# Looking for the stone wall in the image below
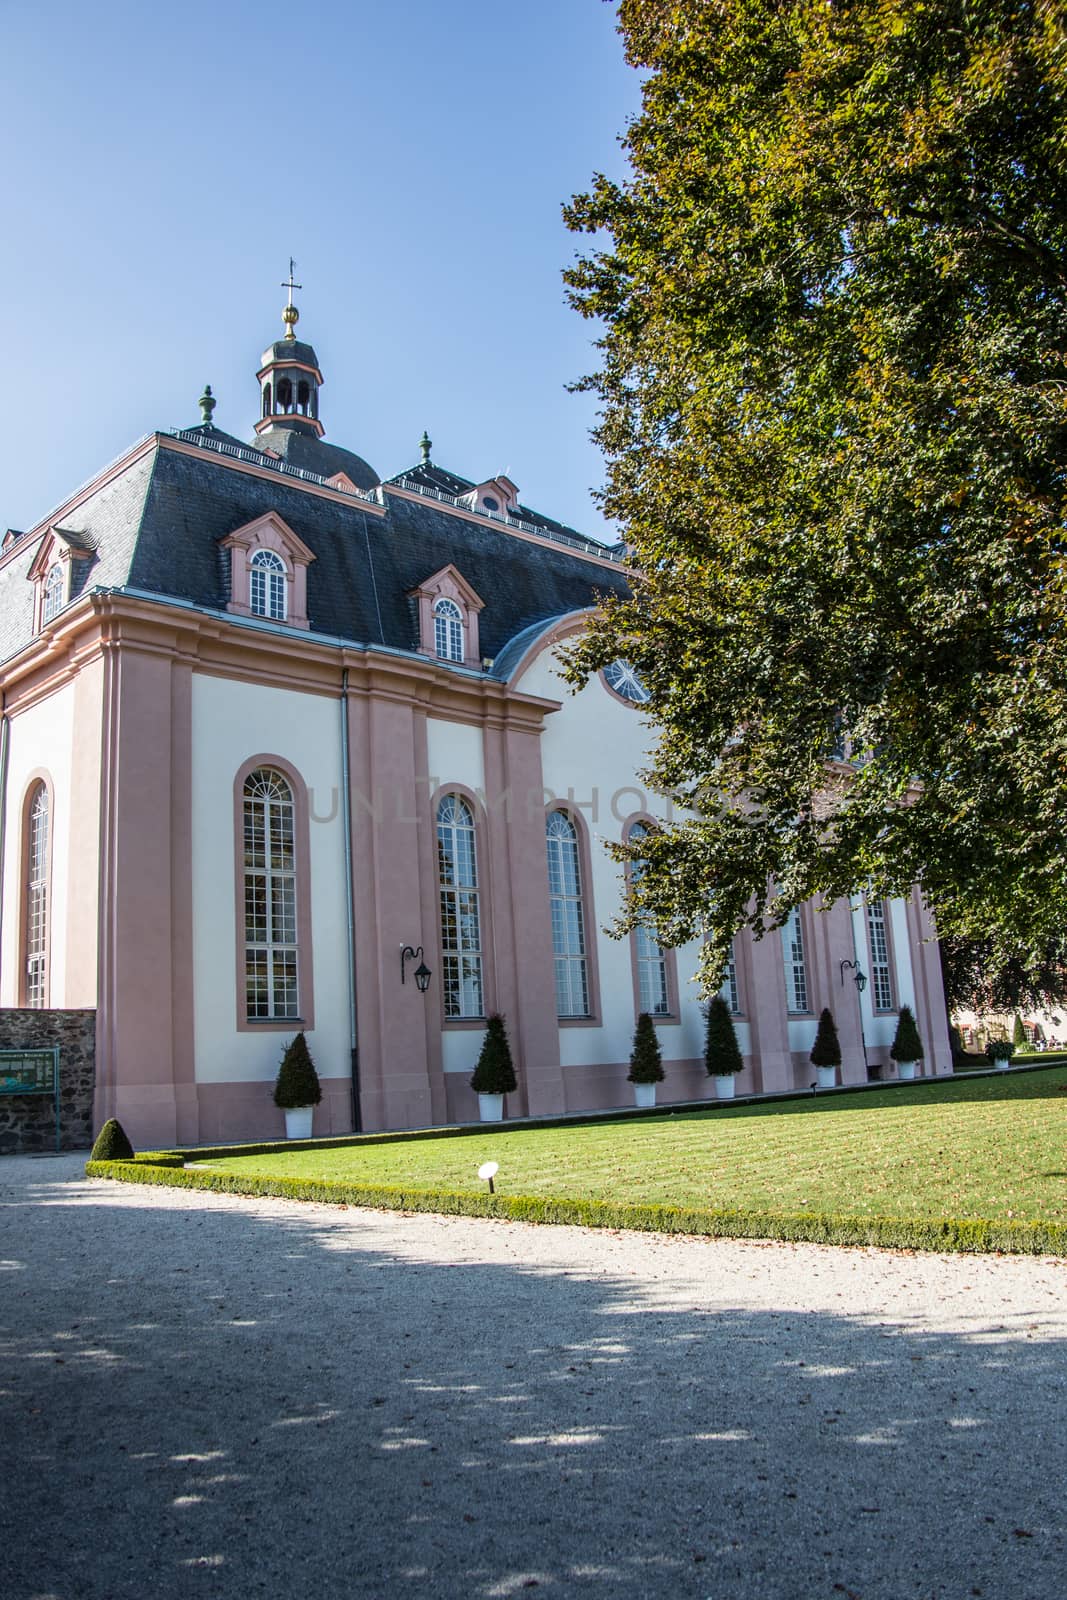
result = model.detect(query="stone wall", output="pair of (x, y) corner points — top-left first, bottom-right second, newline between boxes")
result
(0, 1009), (96, 1154)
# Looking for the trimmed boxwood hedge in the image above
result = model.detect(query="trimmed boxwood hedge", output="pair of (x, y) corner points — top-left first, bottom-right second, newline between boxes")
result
(84, 1156), (1067, 1258)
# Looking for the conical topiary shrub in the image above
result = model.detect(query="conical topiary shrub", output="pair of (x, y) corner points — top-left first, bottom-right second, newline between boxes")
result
(704, 996), (743, 1077)
(810, 1008), (842, 1068)
(890, 1005), (924, 1064)
(273, 1032), (322, 1109)
(1013, 1013), (1028, 1051)
(89, 1118), (134, 1161)
(628, 1012), (665, 1085)
(471, 1015), (517, 1096)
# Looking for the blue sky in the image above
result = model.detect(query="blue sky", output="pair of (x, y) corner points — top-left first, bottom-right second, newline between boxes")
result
(1, 1), (640, 540)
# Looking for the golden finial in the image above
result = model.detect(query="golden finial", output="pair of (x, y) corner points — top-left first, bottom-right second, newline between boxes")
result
(281, 258), (302, 339)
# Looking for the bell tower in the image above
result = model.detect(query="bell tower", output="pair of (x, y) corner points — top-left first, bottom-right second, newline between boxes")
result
(255, 262), (325, 439)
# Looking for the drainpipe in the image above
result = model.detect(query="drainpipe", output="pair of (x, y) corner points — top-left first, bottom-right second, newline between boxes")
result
(0, 692), (8, 972)
(340, 667), (362, 1131)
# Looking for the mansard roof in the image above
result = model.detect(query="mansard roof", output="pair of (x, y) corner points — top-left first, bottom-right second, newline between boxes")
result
(387, 459), (620, 551)
(0, 429), (629, 668)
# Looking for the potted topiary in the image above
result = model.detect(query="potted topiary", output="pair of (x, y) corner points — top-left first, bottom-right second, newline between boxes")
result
(890, 1004), (924, 1080)
(985, 1037), (1015, 1072)
(89, 1118), (134, 1161)
(810, 1008), (841, 1089)
(627, 1012), (665, 1108)
(471, 1014), (517, 1121)
(273, 1031), (321, 1139)
(705, 995), (744, 1100)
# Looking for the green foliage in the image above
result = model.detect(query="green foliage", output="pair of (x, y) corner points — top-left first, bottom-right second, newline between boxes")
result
(89, 1118), (134, 1161)
(272, 1032), (322, 1109)
(1013, 1013), (1028, 1049)
(941, 935), (1067, 1016)
(985, 1038), (1015, 1062)
(563, 0), (1067, 991)
(810, 1009), (842, 1069)
(84, 1160), (1067, 1258)
(704, 995), (743, 1076)
(891, 1005), (924, 1064)
(470, 1015), (518, 1096)
(628, 1011), (665, 1083)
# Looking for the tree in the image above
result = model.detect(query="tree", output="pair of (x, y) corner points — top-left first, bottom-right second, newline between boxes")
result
(810, 1010), (843, 1070)
(563, 0), (1067, 990)
(939, 934), (1067, 1015)
(470, 1015), (518, 1096)
(273, 1032), (322, 1110)
(628, 1011), (665, 1083)
(1013, 1012), (1028, 1050)
(891, 1005), (925, 1064)
(704, 995), (744, 1077)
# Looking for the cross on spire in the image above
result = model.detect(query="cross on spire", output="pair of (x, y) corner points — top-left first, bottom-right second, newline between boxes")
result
(282, 259), (302, 305)
(281, 259), (302, 338)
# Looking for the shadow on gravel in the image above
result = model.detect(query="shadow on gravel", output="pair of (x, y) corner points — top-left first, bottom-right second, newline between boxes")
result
(0, 1170), (1063, 1600)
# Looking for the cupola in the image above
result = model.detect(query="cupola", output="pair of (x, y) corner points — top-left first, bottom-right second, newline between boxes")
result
(254, 263), (325, 439)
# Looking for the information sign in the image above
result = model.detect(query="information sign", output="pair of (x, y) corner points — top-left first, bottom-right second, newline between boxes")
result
(0, 1048), (61, 1150)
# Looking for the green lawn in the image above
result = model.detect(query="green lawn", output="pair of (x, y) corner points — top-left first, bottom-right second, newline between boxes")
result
(207, 1068), (1067, 1225)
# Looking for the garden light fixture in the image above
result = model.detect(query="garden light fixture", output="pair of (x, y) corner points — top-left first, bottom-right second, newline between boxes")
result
(478, 1160), (499, 1194)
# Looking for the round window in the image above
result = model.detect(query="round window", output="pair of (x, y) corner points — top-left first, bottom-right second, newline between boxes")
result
(602, 660), (651, 704)
(482, 495), (499, 512)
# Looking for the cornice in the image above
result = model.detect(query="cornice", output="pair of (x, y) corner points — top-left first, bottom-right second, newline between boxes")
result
(0, 591), (561, 731)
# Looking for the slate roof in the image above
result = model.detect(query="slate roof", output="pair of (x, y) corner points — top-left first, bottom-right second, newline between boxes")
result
(0, 431), (630, 671)
(388, 460), (616, 550)
(253, 424), (380, 490)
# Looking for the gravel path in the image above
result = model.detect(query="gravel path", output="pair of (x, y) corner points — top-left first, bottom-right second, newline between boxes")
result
(1, 1154), (1064, 1600)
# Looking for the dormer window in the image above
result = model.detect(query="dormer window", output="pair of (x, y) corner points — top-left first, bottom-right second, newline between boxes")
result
(410, 565), (485, 668)
(434, 598), (464, 662)
(28, 528), (92, 632)
(221, 512), (315, 631)
(41, 563), (66, 624)
(250, 549), (287, 621)
(463, 476), (520, 517)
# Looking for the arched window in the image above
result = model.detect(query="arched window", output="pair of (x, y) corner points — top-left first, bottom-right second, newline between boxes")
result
(433, 598), (464, 663)
(42, 563), (65, 624)
(297, 379), (310, 414)
(24, 783), (50, 1007)
(243, 768), (299, 1020)
(437, 794), (483, 1018)
(262, 382), (272, 418)
(250, 549), (287, 621)
(720, 943), (740, 1015)
(277, 377), (293, 413)
(628, 822), (669, 1016)
(781, 907), (809, 1013)
(547, 810), (589, 1018)
(866, 899), (894, 1010)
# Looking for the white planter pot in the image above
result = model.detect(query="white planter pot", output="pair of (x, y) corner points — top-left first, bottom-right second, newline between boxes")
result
(713, 1075), (736, 1100)
(897, 1060), (917, 1080)
(815, 1066), (837, 1090)
(284, 1106), (314, 1140)
(633, 1082), (657, 1109)
(478, 1093), (504, 1122)
(995, 1058), (1012, 1072)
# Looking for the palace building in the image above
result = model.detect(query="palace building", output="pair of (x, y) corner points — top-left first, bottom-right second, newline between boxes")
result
(0, 290), (952, 1148)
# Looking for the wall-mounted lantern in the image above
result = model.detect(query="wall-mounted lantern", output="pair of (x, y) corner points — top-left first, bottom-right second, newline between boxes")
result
(401, 944), (432, 994)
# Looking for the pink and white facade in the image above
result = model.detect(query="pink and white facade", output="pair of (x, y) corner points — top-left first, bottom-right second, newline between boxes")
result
(0, 309), (952, 1148)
